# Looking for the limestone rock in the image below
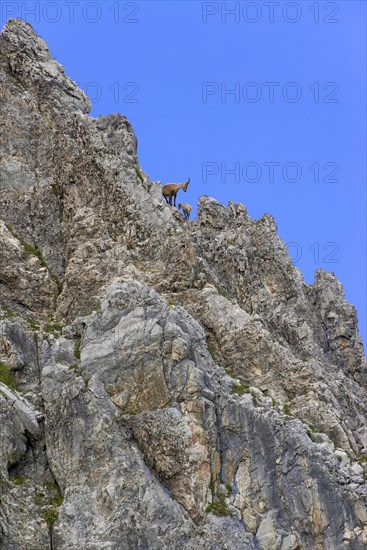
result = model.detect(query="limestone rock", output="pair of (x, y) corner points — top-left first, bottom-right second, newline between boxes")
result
(0, 19), (366, 550)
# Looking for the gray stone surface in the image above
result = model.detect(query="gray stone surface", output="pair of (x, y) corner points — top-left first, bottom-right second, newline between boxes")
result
(0, 18), (366, 549)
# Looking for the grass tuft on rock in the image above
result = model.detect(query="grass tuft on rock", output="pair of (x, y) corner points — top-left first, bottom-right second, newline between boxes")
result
(206, 501), (231, 517)
(44, 507), (58, 527)
(283, 404), (294, 417)
(0, 362), (17, 390)
(4, 222), (48, 268)
(44, 323), (62, 336)
(10, 475), (27, 485)
(231, 383), (250, 395)
(134, 166), (144, 182)
(0, 305), (15, 319)
(74, 337), (81, 359)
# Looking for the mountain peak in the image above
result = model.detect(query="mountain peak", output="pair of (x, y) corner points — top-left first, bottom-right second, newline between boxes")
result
(0, 18), (91, 114)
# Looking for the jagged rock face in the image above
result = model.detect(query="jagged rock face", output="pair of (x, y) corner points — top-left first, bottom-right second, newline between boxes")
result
(0, 19), (366, 550)
(0, 19), (177, 319)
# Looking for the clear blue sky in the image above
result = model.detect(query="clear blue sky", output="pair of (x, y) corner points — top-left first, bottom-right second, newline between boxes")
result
(1, 1), (366, 346)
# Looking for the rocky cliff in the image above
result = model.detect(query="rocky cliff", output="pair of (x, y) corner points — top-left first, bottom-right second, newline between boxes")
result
(0, 19), (366, 550)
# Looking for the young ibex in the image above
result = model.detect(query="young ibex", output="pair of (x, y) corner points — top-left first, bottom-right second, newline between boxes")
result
(178, 203), (192, 220)
(162, 177), (190, 207)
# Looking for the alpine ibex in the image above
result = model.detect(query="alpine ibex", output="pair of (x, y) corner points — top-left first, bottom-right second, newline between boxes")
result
(178, 203), (192, 220)
(162, 177), (190, 207)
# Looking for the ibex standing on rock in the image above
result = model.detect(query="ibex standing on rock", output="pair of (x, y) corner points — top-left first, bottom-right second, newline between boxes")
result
(162, 177), (190, 207)
(178, 203), (192, 220)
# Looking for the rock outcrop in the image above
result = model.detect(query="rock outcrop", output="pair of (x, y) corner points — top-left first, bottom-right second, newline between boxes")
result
(0, 19), (366, 549)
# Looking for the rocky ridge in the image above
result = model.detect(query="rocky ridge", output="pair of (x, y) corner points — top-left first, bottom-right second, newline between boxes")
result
(0, 19), (366, 549)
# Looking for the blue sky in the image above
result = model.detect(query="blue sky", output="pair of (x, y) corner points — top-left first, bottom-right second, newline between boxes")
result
(1, 1), (366, 345)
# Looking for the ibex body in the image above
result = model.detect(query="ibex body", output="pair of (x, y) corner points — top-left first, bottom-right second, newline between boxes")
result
(162, 177), (190, 206)
(178, 203), (192, 220)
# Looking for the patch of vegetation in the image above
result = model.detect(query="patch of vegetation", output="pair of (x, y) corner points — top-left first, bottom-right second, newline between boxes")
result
(231, 385), (261, 405)
(251, 392), (260, 405)
(50, 183), (58, 196)
(167, 300), (176, 307)
(10, 475), (27, 485)
(0, 305), (15, 319)
(225, 367), (236, 378)
(206, 481), (232, 517)
(283, 404), (294, 417)
(51, 273), (63, 295)
(134, 166), (144, 183)
(26, 318), (40, 331)
(35, 483), (64, 510)
(44, 323), (62, 336)
(231, 383), (250, 395)
(116, 409), (138, 419)
(306, 426), (320, 437)
(42, 482), (64, 507)
(74, 337), (81, 360)
(356, 456), (367, 465)
(69, 363), (82, 376)
(4, 222), (48, 268)
(213, 283), (229, 299)
(106, 385), (117, 396)
(34, 492), (44, 505)
(218, 478), (233, 494)
(206, 501), (231, 517)
(51, 493), (64, 507)
(44, 507), (58, 527)
(262, 389), (278, 407)
(4, 222), (14, 233)
(23, 242), (47, 267)
(0, 362), (17, 390)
